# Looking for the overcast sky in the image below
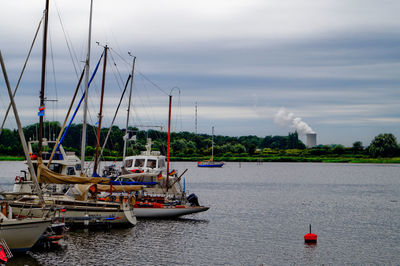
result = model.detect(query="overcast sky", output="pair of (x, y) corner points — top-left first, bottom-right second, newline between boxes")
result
(0, 0), (399, 146)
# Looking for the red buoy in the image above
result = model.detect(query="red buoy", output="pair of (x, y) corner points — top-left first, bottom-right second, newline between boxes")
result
(304, 224), (317, 243)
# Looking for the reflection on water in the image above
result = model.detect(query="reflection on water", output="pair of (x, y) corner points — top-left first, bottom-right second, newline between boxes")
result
(1, 162), (400, 265)
(8, 253), (41, 266)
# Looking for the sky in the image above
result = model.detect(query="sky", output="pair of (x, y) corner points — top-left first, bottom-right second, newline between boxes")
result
(0, 0), (399, 147)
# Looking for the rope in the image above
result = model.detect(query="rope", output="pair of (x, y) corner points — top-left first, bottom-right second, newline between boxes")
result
(47, 67), (84, 166)
(96, 74), (132, 171)
(137, 72), (169, 96)
(54, 52), (104, 152)
(0, 14), (44, 135)
(54, 1), (80, 78)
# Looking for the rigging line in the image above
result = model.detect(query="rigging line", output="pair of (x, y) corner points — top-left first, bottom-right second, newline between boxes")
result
(97, 74), (132, 168)
(177, 89), (183, 132)
(140, 76), (159, 126)
(0, 14), (44, 136)
(48, 67), (85, 166)
(109, 47), (131, 68)
(54, 0), (80, 78)
(55, 52), (103, 150)
(133, 74), (161, 126)
(109, 50), (125, 90)
(48, 29), (59, 121)
(137, 71), (169, 96)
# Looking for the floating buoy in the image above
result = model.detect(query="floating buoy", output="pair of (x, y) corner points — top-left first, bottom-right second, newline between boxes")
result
(304, 224), (317, 243)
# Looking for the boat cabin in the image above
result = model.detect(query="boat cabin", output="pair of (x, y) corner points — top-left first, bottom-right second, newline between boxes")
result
(27, 139), (81, 176)
(124, 153), (166, 173)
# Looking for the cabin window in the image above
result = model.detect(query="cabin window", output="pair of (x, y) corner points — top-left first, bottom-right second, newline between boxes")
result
(158, 159), (165, 168)
(125, 159), (133, 168)
(75, 164), (81, 171)
(134, 159), (145, 167)
(147, 159), (156, 169)
(49, 163), (62, 174)
(67, 167), (76, 176)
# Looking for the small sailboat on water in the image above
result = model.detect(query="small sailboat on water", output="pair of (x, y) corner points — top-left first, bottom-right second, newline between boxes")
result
(198, 126), (224, 167)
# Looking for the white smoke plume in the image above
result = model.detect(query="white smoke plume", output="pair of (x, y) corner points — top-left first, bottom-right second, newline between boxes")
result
(274, 107), (314, 135)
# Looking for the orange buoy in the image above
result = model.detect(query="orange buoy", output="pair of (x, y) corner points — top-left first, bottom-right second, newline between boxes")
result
(304, 224), (317, 243)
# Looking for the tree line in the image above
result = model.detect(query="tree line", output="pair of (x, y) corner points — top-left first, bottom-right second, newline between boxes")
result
(0, 121), (399, 159)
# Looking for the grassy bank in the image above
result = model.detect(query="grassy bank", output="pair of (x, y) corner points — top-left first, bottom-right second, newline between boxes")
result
(1, 155), (399, 164)
(0, 156), (25, 161)
(171, 156), (400, 164)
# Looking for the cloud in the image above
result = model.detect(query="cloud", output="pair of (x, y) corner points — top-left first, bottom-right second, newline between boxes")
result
(274, 107), (314, 134)
(1, 0), (400, 146)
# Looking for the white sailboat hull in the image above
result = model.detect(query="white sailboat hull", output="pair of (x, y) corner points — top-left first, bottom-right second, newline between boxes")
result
(0, 218), (51, 252)
(135, 206), (209, 218)
(10, 196), (137, 227)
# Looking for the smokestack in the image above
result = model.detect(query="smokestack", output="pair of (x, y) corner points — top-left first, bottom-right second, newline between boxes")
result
(306, 133), (317, 148)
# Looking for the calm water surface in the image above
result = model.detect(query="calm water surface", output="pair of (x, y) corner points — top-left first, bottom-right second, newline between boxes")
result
(1, 161), (399, 265)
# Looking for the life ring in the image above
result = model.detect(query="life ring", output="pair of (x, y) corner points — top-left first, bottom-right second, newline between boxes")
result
(14, 176), (22, 183)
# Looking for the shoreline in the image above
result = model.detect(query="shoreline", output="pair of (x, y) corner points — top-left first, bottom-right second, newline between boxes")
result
(1, 156), (399, 164)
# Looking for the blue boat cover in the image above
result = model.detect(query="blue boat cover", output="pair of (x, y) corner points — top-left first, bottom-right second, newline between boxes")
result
(110, 180), (158, 186)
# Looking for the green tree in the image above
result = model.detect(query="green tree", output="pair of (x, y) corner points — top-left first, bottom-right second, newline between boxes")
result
(368, 133), (399, 158)
(332, 144), (345, 155)
(352, 141), (363, 154)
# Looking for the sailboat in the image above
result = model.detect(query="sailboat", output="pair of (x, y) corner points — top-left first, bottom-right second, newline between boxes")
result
(3, 0), (138, 228)
(0, 51), (52, 253)
(117, 137), (209, 218)
(110, 89), (209, 218)
(0, 201), (51, 254)
(198, 126), (224, 167)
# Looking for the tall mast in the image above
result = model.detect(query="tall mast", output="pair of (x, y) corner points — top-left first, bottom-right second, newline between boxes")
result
(81, 0), (93, 173)
(166, 95), (172, 191)
(38, 0), (49, 157)
(211, 126), (214, 161)
(123, 53), (136, 161)
(93, 45), (108, 175)
(195, 101), (197, 134)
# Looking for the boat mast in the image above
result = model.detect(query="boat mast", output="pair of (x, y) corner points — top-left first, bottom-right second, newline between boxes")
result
(93, 44), (108, 175)
(38, 0), (49, 157)
(166, 94), (172, 191)
(0, 51), (45, 204)
(81, 0), (93, 173)
(123, 53), (136, 161)
(211, 126), (214, 161)
(195, 101), (197, 135)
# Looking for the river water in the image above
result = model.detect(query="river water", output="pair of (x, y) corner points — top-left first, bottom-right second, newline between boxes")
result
(1, 161), (399, 265)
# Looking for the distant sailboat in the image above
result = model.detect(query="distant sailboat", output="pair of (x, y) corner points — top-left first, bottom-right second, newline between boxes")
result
(198, 126), (224, 167)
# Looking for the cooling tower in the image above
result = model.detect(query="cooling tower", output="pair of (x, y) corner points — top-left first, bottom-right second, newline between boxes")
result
(306, 133), (317, 148)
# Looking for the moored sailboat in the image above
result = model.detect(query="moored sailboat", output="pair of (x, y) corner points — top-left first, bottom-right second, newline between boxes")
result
(106, 88), (209, 218)
(198, 126), (224, 167)
(0, 201), (51, 253)
(0, 51), (53, 254)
